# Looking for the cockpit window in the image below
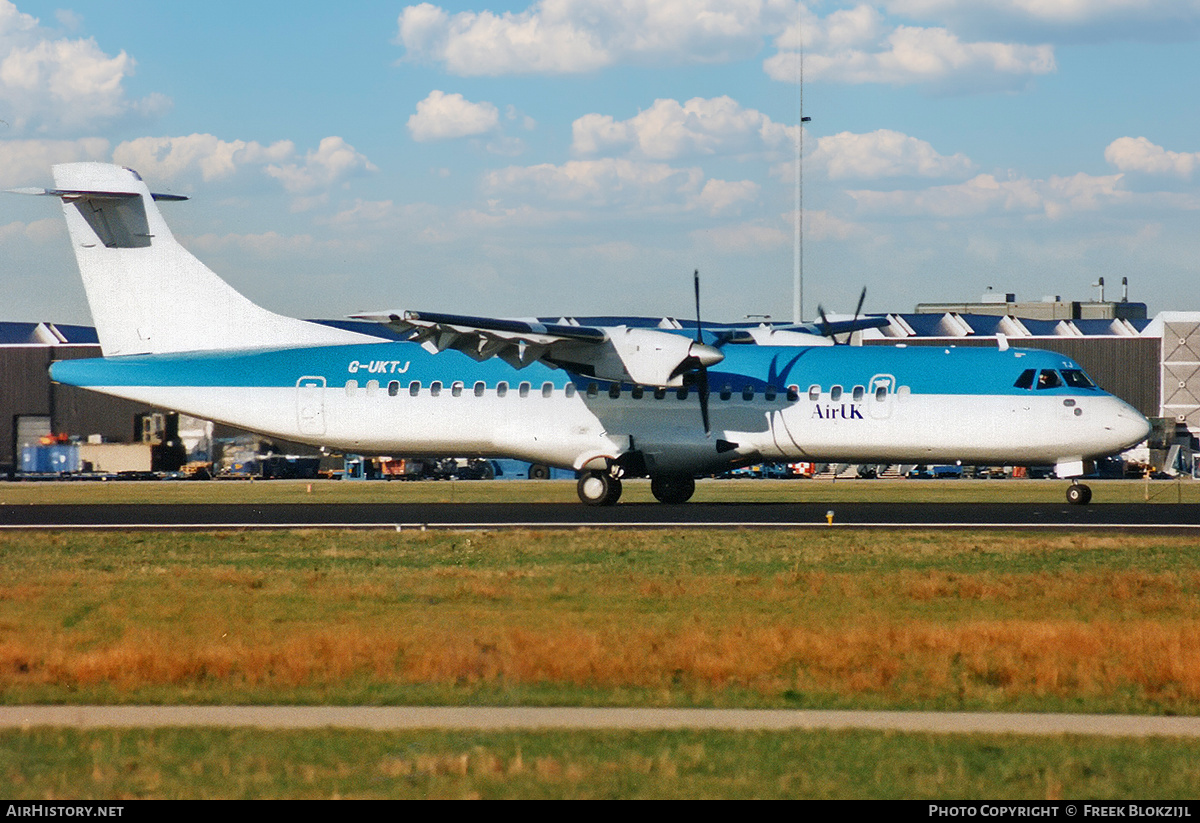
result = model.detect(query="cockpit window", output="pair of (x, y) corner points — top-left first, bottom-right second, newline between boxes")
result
(1014, 369), (1035, 390)
(1036, 370), (1063, 390)
(1060, 369), (1096, 389)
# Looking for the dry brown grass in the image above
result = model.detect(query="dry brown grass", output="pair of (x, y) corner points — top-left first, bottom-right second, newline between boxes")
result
(2, 528), (1200, 710)
(5, 614), (1200, 706)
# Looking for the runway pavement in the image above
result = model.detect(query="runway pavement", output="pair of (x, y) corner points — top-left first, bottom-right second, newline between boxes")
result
(3, 706), (1200, 737)
(2, 501), (1200, 529)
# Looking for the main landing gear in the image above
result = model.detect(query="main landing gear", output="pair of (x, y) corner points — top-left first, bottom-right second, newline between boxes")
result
(576, 471), (699, 506)
(650, 474), (696, 504)
(1066, 483), (1093, 505)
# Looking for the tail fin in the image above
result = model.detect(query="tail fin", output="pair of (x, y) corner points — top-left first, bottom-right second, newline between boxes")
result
(43, 163), (372, 356)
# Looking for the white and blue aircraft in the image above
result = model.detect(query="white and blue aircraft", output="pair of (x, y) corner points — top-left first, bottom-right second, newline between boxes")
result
(18, 163), (1149, 505)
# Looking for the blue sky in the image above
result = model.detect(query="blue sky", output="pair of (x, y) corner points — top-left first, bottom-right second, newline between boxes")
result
(2, 0), (1198, 326)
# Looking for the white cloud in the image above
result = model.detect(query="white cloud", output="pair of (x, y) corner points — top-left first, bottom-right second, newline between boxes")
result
(112, 134), (377, 200)
(113, 134), (295, 182)
(396, 0), (786, 76)
(1105, 136), (1200, 179)
(695, 178), (760, 215)
(400, 1), (1068, 92)
(811, 129), (974, 179)
(766, 24), (1056, 90)
(0, 215), (59, 245)
(882, 1), (1200, 42)
(188, 230), (319, 258)
(0, 0), (167, 134)
(483, 158), (705, 210)
(265, 136), (378, 194)
(847, 171), (1127, 219)
(408, 90), (500, 141)
(482, 156), (760, 217)
(698, 221), (790, 252)
(572, 96), (795, 160)
(0, 137), (109, 186)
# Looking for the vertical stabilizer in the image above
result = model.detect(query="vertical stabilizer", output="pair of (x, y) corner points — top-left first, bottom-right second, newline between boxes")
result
(49, 163), (373, 356)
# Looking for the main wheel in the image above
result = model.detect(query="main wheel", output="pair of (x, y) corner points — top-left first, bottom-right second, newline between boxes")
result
(1066, 483), (1092, 505)
(651, 474), (696, 504)
(528, 463), (550, 480)
(577, 471), (622, 506)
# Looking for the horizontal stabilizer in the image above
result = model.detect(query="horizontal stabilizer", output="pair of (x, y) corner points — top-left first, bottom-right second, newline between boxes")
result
(9, 186), (188, 201)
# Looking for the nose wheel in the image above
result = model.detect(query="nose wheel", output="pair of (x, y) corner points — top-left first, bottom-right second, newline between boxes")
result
(578, 471), (622, 506)
(1066, 483), (1092, 505)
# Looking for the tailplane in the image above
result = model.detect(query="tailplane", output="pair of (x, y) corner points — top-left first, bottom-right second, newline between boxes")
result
(26, 163), (373, 356)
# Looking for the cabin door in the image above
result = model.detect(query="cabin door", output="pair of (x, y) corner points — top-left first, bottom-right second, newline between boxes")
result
(296, 376), (326, 436)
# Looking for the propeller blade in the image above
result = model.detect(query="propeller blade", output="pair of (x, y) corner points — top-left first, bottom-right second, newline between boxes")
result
(817, 304), (832, 338)
(693, 269), (711, 436)
(854, 287), (866, 323)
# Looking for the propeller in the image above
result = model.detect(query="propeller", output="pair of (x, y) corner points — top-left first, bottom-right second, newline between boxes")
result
(665, 270), (722, 436)
(817, 287), (868, 345)
(693, 269), (711, 436)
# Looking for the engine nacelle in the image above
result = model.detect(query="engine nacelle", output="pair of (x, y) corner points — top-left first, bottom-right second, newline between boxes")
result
(592, 327), (724, 387)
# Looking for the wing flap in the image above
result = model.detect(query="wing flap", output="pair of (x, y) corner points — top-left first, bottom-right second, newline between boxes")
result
(351, 309), (722, 385)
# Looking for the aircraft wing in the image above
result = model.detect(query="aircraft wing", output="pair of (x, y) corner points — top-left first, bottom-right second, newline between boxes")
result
(527, 314), (891, 344)
(352, 309), (722, 386)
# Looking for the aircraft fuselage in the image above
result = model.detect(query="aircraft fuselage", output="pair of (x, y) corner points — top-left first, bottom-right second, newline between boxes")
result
(50, 338), (1150, 478)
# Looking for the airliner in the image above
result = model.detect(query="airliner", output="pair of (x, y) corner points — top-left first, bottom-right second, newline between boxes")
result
(16, 163), (1149, 505)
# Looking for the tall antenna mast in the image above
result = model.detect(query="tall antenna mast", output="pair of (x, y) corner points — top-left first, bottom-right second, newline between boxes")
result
(792, 14), (811, 325)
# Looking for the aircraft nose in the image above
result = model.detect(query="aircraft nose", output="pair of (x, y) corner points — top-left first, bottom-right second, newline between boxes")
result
(1106, 400), (1151, 452)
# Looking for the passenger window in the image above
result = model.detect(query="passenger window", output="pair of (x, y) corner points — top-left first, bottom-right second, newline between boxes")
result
(609, 384), (621, 399)
(830, 385), (842, 402)
(409, 381), (421, 397)
(430, 381), (442, 397)
(565, 384), (576, 398)
(451, 381), (463, 397)
(1036, 370), (1062, 390)
(519, 382), (531, 398)
(542, 382), (554, 398)
(1014, 369), (1036, 390)
(764, 386), (777, 401)
(852, 385), (864, 402)
(345, 380), (358, 396)
(720, 385), (732, 401)
(631, 386), (644, 400)
(497, 382), (509, 397)
(654, 387), (667, 400)
(786, 386), (799, 402)
(875, 385), (888, 401)
(808, 385), (821, 401)
(388, 380), (400, 397)
(473, 381), (485, 397)
(366, 379), (379, 396)
(586, 383), (599, 398)
(743, 385), (754, 401)
(676, 387), (690, 400)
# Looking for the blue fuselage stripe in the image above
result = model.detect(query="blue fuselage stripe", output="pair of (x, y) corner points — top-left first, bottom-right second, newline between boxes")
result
(49, 342), (1105, 398)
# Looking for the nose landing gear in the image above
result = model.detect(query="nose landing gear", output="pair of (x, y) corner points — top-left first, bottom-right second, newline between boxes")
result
(577, 471), (622, 506)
